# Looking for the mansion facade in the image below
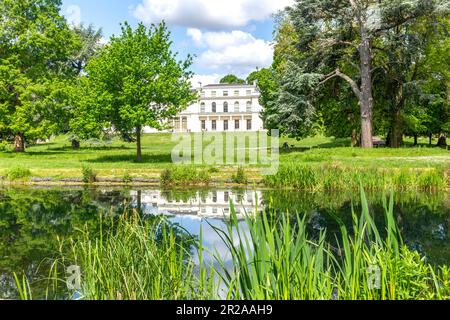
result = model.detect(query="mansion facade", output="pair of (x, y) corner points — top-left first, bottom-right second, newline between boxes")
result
(145, 83), (265, 133)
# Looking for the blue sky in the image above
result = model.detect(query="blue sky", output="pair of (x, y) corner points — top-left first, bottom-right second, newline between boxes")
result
(61, 0), (293, 85)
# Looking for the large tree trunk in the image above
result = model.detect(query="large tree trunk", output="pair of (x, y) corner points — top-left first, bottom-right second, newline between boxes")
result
(389, 110), (404, 148)
(437, 135), (447, 148)
(136, 125), (142, 162)
(429, 133), (433, 146)
(358, 25), (374, 148)
(413, 134), (418, 146)
(13, 133), (25, 152)
(72, 139), (80, 150)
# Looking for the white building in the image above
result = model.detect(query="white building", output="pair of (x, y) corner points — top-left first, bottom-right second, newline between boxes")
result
(145, 83), (265, 133)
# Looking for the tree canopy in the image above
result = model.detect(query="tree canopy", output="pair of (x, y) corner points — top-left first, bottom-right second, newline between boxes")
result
(261, 0), (449, 147)
(72, 22), (196, 161)
(0, 0), (79, 152)
(219, 74), (246, 85)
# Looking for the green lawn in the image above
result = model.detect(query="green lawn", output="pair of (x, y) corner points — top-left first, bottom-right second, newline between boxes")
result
(0, 133), (448, 185)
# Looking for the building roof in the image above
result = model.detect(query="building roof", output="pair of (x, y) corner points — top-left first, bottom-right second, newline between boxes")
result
(203, 83), (256, 89)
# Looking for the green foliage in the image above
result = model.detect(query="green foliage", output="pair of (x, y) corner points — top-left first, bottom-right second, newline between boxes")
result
(269, 0), (449, 145)
(0, 140), (11, 152)
(56, 213), (215, 300)
(246, 68), (279, 123)
(264, 163), (446, 191)
(210, 189), (447, 300)
(231, 166), (248, 184)
(73, 22), (196, 161)
(13, 273), (32, 300)
(6, 167), (32, 180)
(122, 172), (132, 183)
(81, 165), (97, 183)
(219, 74), (246, 84)
(160, 166), (211, 186)
(0, 0), (80, 150)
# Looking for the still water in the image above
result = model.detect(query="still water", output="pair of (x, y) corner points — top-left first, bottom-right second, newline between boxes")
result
(0, 187), (449, 299)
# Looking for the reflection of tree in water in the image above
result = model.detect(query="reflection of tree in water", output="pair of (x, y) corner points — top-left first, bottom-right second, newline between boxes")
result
(261, 190), (450, 265)
(0, 188), (195, 299)
(1, 187), (447, 298)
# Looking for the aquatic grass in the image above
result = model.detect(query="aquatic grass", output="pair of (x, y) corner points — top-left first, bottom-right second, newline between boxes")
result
(264, 163), (446, 191)
(13, 273), (32, 300)
(22, 188), (449, 300)
(210, 189), (448, 300)
(160, 166), (211, 186)
(5, 167), (32, 180)
(231, 166), (248, 184)
(81, 165), (97, 183)
(57, 212), (217, 300)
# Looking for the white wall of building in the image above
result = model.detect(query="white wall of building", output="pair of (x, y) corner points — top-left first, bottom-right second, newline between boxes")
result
(144, 83), (265, 133)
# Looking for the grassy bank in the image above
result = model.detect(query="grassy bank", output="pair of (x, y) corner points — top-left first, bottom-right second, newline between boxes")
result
(16, 189), (449, 300)
(0, 134), (448, 190)
(265, 163), (447, 191)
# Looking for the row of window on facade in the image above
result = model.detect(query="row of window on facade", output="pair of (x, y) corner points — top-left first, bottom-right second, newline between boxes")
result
(201, 119), (252, 131)
(200, 90), (253, 98)
(200, 101), (252, 113)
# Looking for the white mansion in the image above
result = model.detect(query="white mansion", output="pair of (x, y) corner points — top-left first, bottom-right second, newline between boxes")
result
(145, 83), (265, 133)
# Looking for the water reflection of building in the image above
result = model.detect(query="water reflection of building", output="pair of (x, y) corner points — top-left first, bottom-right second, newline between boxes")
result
(130, 190), (264, 218)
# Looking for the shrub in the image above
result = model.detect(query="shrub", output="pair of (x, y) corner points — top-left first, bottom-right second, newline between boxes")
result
(6, 167), (32, 180)
(208, 166), (219, 173)
(81, 165), (97, 183)
(160, 166), (211, 186)
(160, 169), (173, 185)
(231, 166), (248, 184)
(0, 141), (11, 152)
(122, 172), (132, 183)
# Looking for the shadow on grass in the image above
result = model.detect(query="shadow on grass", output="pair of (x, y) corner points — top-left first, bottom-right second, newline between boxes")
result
(280, 137), (352, 154)
(44, 145), (132, 152)
(85, 153), (172, 164)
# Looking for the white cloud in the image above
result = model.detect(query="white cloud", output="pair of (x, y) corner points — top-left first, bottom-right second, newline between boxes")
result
(132, 0), (294, 29)
(188, 29), (273, 77)
(66, 5), (81, 26)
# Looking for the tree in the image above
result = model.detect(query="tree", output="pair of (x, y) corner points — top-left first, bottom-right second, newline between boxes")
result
(74, 22), (196, 162)
(0, 0), (79, 152)
(219, 74), (246, 84)
(66, 24), (103, 149)
(70, 24), (103, 76)
(276, 0), (445, 148)
(247, 68), (279, 129)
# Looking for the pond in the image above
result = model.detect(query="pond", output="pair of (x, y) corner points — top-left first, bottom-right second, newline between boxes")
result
(0, 187), (448, 299)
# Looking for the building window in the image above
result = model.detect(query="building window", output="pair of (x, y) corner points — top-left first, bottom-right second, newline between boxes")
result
(234, 102), (239, 112)
(212, 191), (217, 203)
(246, 90), (252, 95)
(200, 102), (205, 113)
(247, 119), (252, 130)
(224, 192), (229, 202)
(211, 91), (216, 97)
(201, 120), (206, 130)
(235, 120), (240, 130)
(234, 90), (239, 96)
(212, 120), (217, 131)
(224, 120), (228, 131)
(223, 91), (228, 96)
(223, 102), (228, 113)
(212, 102), (216, 113)
(246, 101), (252, 112)
(200, 91), (205, 97)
